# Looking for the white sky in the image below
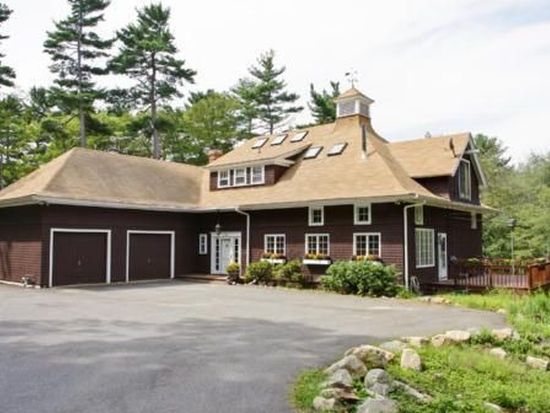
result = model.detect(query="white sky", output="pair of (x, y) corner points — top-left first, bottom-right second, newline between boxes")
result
(3, 0), (550, 162)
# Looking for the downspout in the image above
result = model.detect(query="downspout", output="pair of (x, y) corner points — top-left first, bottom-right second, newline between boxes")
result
(235, 207), (250, 277)
(403, 198), (426, 290)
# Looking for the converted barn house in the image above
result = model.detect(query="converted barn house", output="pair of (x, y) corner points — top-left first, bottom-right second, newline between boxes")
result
(0, 87), (489, 288)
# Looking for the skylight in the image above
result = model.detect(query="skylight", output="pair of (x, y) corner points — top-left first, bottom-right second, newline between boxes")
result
(271, 134), (287, 145)
(290, 131), (308, 142)
(252, 137), (268, 149)
(304, 146), (323, 159)
(328, 142), (348, 156)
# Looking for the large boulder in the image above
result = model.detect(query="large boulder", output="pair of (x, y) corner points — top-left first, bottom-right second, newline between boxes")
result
(401, 336), (429, 347)
(325, 355), (367, 377)
(526, 356), (549, 371)
(491, 327), (520, 341)
(364, 368), (392, 388)
(357, 398), (398, 413)
(313, 396), (338, 411)
(325, 368), (353, 389)
(379, 340), (408, 354)
(346, 345), (395, 368)
(489, 348), (507, 360)
(444, 330), (471, 344)
(400, 348), (422, 371)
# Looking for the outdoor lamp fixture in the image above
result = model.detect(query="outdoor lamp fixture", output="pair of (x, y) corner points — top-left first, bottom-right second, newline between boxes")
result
(508, 218), (517, 275)
(215, 210), (222, 235)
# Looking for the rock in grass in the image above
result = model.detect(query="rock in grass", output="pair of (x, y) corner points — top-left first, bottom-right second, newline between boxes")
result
(379, 340), (408, 354)
(484, 402), (504, 412)
(346, 345), (395, 368)
(400, 348), (422, 371)
(319, 387), (360, 402)
(401, 336), (429, 347)
(526, 356), (549, 371)
(370, 382), (391, 396)
(489, 348), (507, 359)
(491, 327), (520, 341)
(392, 380), (433, 402)
(325, 355), (367, 377)
(313, 396), (338, 411)
(324, 368), (353, 389)
(431, 334), (452, 347)
(444, 330), (471, 344)
(364, 368), (392, 388)
(357, 397), (398, 413)
(496, 308), (507, 315)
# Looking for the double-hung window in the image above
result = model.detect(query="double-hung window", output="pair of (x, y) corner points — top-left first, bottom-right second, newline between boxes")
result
(218, 170), (230, 188)
(353, 233), (381, 257)
(264, 234), (286, 255)
(458, 159), (472, 200)
(198, 233), (208, 255)
(354, 203), (371, 225)
(233, 168), (247, 186)
(305, 234), (330, 256)
(415, 228), (435, 268)
(309, 206), (324, 226)
(250, 166), (265, 185)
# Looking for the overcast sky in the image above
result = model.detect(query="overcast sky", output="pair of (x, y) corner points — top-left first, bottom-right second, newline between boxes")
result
(2, 0), (549, 162)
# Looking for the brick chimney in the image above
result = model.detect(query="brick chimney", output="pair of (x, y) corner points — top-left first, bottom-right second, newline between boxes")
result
(207, 149), (223, 163)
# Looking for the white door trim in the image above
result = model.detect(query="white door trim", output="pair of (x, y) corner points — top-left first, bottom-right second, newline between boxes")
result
(437, 232), (448, 281)
(126, 230), (176, 282)
(49, 228), (112, 288)
(210, 231), (242, 275)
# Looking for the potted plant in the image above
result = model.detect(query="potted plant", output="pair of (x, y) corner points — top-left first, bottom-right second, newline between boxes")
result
(226, 262), (240, 285)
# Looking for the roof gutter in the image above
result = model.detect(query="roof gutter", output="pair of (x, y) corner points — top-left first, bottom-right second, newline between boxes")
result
(403, 197), (426, 291)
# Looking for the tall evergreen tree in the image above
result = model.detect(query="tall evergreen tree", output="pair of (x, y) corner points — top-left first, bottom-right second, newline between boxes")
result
(0, 96), (26, 188)
(309, 81), (340, 124)
(0, 3), (14, 89)
(247, 50), (302, 134)
(44, 0), (113, 148)
(110, 3), (196, 159)
(231, 78), (259, 137)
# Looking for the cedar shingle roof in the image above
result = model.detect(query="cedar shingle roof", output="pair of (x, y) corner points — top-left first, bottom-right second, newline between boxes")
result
(0, 117), (489, 212)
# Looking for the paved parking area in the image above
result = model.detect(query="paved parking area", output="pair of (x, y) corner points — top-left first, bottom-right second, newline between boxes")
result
(0, 281), (505, 413)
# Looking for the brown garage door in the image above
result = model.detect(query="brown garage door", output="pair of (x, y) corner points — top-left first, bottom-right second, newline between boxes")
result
(52, 232), (107, 286)
(128, 233), (172, 281)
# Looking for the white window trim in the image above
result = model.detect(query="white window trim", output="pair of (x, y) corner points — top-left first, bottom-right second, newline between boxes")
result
(305, 233), (330, 256)
(233, 167), (248, 187)
(126, 230), (176, 282)
(250, 165), (265, 185)
(471, 212), (478, 230)
(414, 205), (424, 226)
(199, 233), (208, 255)
(415, 228), (435, 268)
(354, 203), (372, 225)
(458, 159), (472, 200)
(264, 233), (286, 255)
(217, 170), (230, 188)
(308, 206), (324, 226)
(353, 232), (382, 257)
(49, 228), (112, 288)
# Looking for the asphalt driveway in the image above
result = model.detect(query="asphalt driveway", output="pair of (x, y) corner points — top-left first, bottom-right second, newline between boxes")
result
(0, 281), (505, 413)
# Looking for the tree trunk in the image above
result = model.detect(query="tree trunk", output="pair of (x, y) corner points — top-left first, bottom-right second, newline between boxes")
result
(77, 2), (86, 148)
(151, 53), (160, 159)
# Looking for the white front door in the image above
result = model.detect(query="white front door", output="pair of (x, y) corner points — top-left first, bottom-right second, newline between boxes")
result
(211, 232), (241, 274)
(437, 232), (448, 281)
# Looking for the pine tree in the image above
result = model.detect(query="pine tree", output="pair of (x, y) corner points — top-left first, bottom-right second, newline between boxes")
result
(0, 96), (26, 188)
(247, 50), (302, 134)
(309, 81), (340, 125)
(231, 78), (259, 138)
(0, 3), (15, 89)
(44, 0), (113, 148)
(110, 3), (196, 159)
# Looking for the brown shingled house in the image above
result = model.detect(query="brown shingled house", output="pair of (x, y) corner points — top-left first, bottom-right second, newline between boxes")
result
(0, 88), (490, 288)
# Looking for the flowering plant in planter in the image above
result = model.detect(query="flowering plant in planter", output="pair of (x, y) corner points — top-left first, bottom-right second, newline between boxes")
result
(303, 253), (331, 265)
(351, 255), (383, 263)
(261, 252), (287, 263)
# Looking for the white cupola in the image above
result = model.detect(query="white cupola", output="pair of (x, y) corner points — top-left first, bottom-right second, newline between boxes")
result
(335, 87), (374, 119)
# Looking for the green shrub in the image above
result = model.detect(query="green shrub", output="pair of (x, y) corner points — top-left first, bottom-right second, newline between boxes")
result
(226, 262), (240, 274)
(244, 261), (273, 284)
(320, 260), (399, 297)
(273, 260), (306, 287)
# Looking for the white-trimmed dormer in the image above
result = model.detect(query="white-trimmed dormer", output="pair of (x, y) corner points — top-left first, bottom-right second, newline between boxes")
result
(335, 87), (374, 119)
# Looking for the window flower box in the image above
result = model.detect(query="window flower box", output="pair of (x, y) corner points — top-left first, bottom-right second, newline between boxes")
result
(303, 258), (332, 266)
(261, 258), (287, 265)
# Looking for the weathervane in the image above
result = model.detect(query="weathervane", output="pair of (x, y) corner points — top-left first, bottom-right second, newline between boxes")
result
(345, 69), (358, 87)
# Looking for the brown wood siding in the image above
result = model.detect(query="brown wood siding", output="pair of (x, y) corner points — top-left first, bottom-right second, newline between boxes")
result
(0, 206), (43, 284)
(416, 177), (451, 199)
(128, 233), (171, 280)
(52, 232), (107, 286)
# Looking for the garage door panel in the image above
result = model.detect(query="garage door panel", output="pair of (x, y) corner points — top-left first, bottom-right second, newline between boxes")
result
(52, 232), (107, 286)
(128, 233), (172, 281)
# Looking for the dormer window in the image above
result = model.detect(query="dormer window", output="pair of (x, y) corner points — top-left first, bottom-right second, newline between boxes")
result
(216, 165), (265, 189)
(218, 170), (230, 188)
(234, 168), (247, 186)
(251, 166), (265, 184)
